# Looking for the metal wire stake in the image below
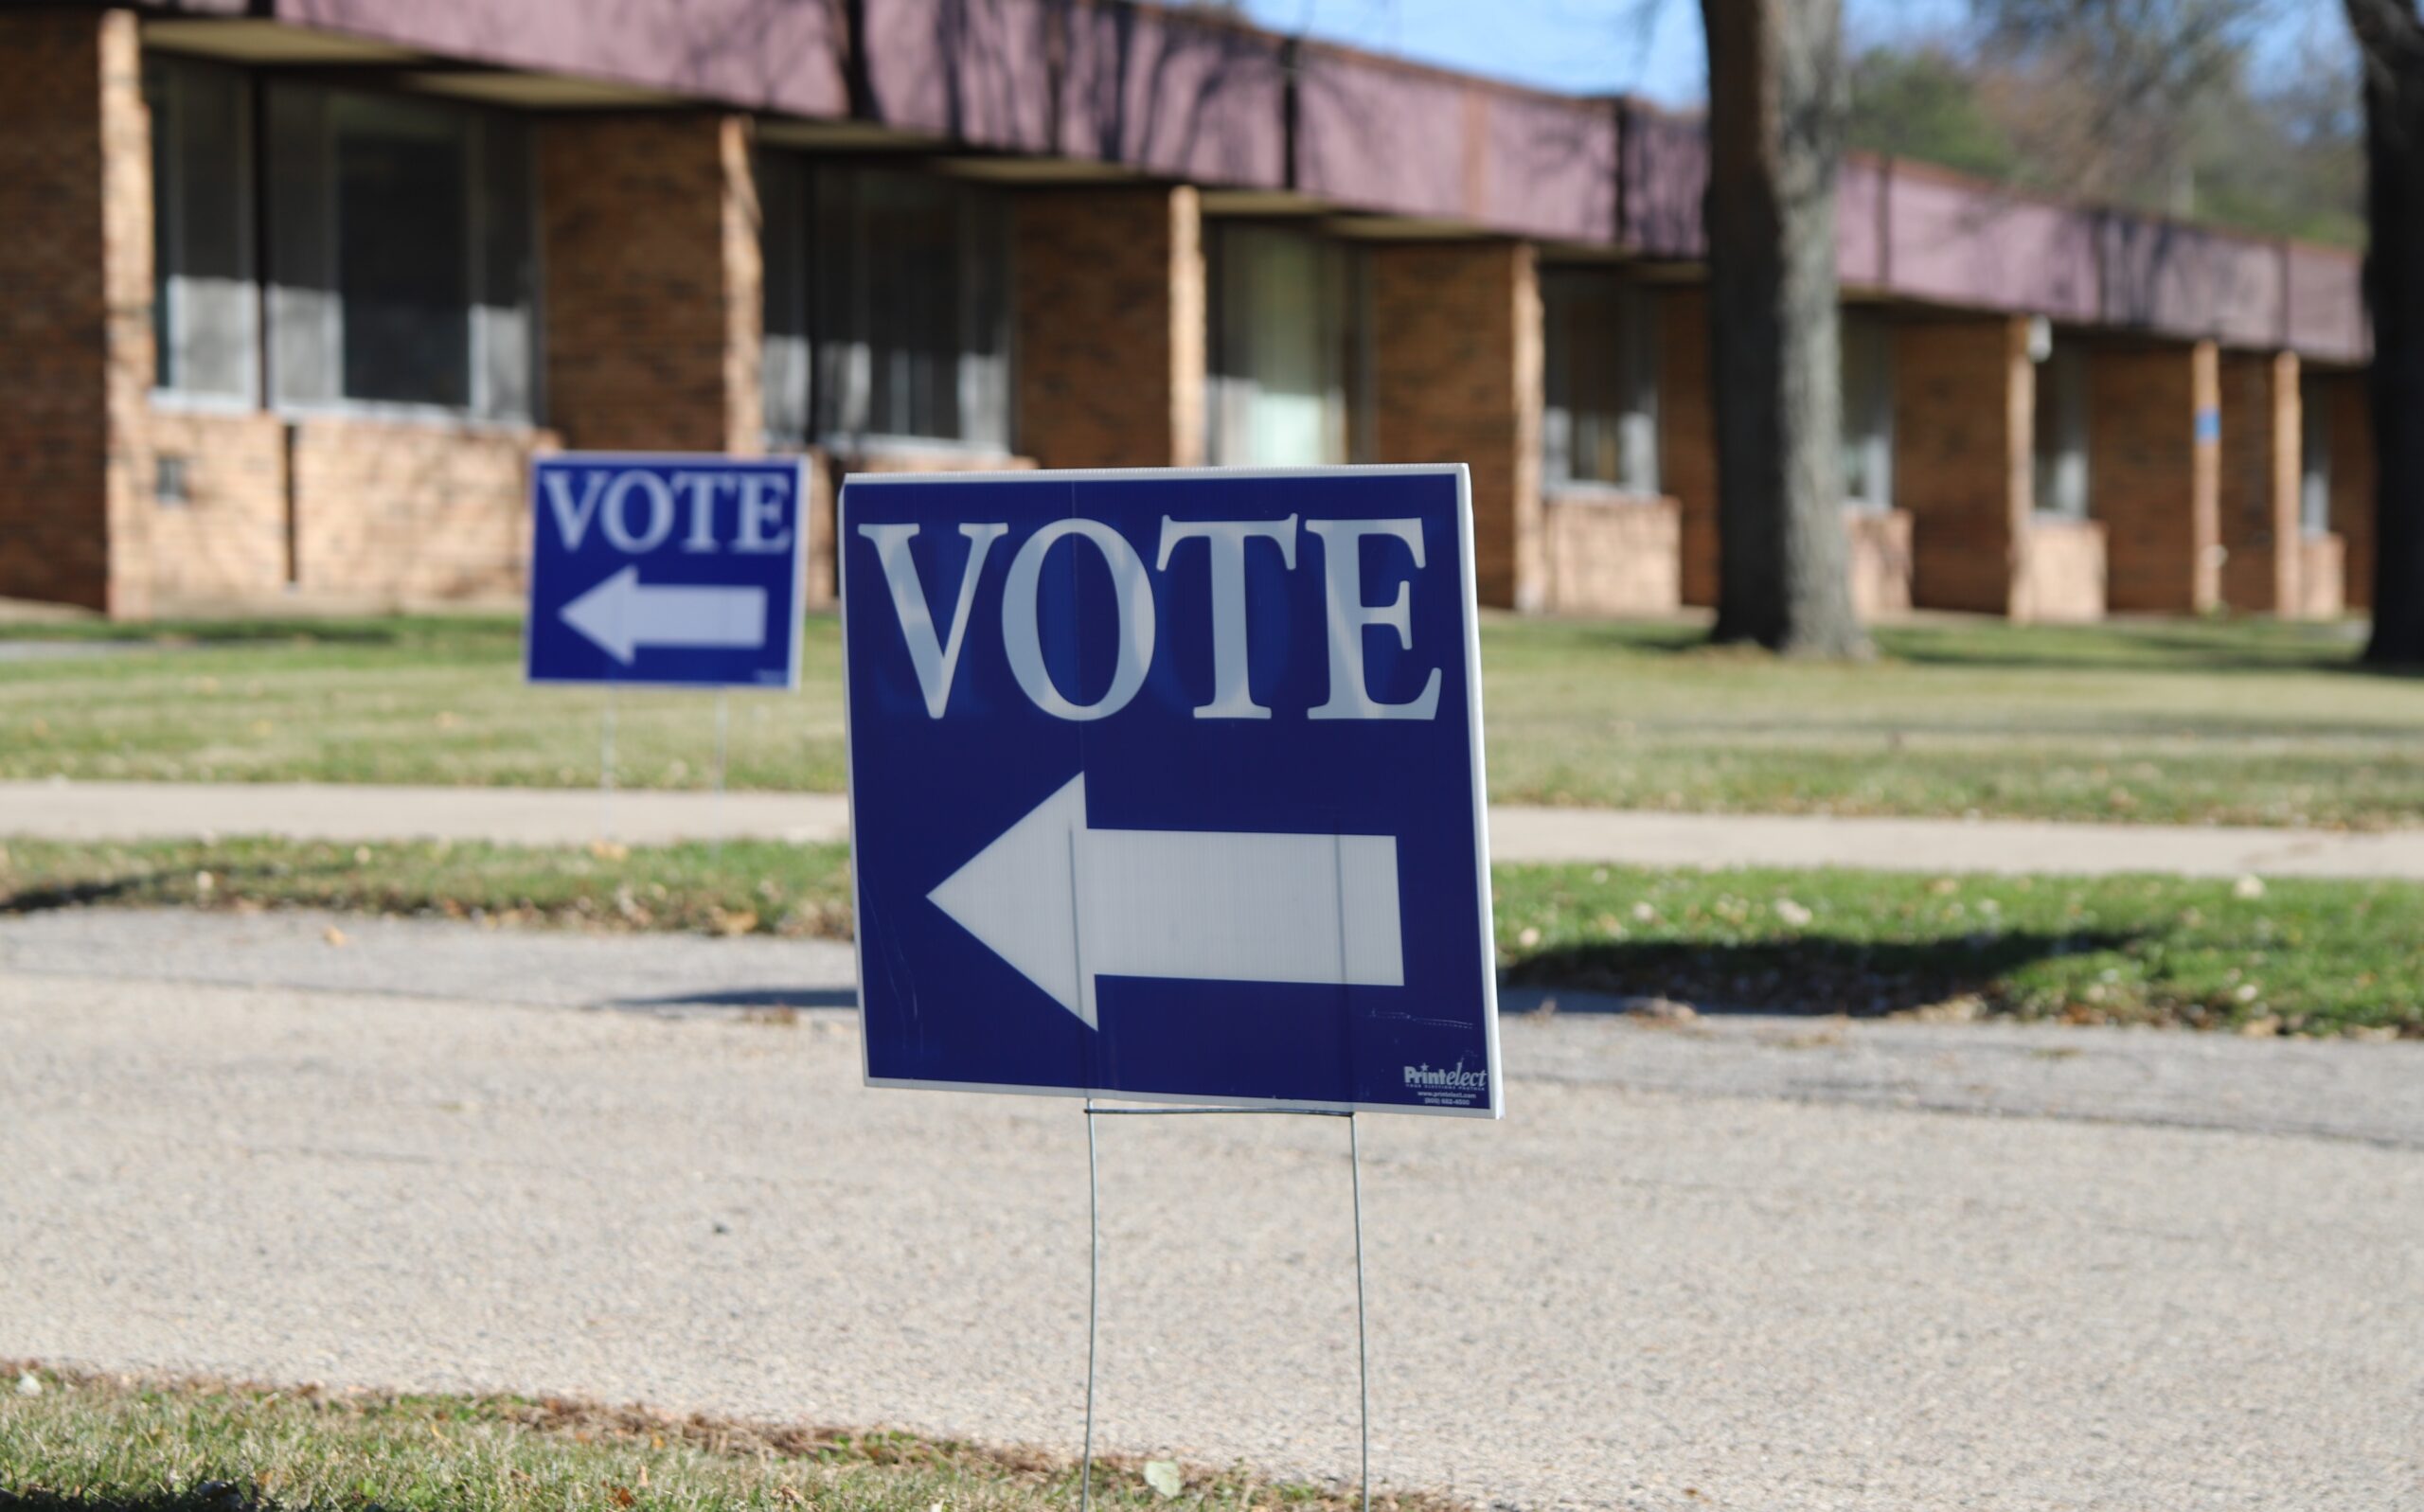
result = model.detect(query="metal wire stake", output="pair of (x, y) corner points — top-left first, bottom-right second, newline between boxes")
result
(1350, 1113), (1371, 1512)
(599, 685), (618, 843)
(1080, 1101), (1101, 1512)
(713, 690), (730, 792)
(1076, 1105), (1372, 1512)
(710, 689), (730, 856)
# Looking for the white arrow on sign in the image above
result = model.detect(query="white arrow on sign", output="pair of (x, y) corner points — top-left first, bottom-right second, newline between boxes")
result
(928, 774), (1405, 1028)
(560, 565), (767, 665)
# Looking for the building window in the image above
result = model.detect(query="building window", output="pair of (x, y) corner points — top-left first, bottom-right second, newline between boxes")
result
(1205, 222), (1369, 468)
(2300, 375), (2333, 538)
(1841, 310), (1894, 510)
(1542, 269), (1658, 492)
(261, 82), (534, 420)
(146, 56), (258, 402)
(761, 157), (1011, 451)
(2032, 342), (2091, 518)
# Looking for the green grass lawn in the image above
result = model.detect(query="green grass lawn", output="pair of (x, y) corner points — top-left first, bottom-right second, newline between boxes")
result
(4, 837), (2413, 1036)
(0, 1364), (1422, 1512)
(2, 612), (2415, 827)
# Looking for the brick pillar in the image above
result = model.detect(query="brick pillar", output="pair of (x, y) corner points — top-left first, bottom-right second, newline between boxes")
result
(538, 114), (762, 454)
(0, 9), (152, 616)
(2092, 339), (2221, 614)
(2326, 370), (2375, 612)
(1368, 241), (1543, 611)
(1892, 315), (2029, 614)
(1660, 287), (1719, 608)
(2218, 351), (2301, 614)
(1012, 187), (1204, 469)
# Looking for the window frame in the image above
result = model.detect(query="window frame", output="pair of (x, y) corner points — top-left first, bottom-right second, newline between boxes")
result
(147, 62), (541, 429)
(2298, 374), (2333, 540)
(2032, 341), (2092, 520)
(1540, 265), (1662, 496)
(760, 153), (1016, 456)
(1839, 307), (1894, 513)
(1202, 218), (1373, 470)
(146, 53), (262, 408)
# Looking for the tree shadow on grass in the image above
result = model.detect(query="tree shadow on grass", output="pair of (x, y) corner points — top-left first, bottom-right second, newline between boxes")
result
(1877, 624), (2417, 680)
(1507, 929), (2141, 1018)
(2, 1495), (255, 1512)
(0, 876), (158, 914)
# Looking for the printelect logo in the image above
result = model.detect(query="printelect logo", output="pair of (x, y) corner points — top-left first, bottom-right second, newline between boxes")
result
(1402, 1060), (1488, 1092)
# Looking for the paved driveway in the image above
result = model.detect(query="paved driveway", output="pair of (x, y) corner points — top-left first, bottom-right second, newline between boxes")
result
(2, 912), (2419, 1510)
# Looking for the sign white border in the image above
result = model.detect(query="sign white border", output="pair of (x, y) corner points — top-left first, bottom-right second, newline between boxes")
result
(522, 450), (812, 693)
(838, 463), (1503, 1119)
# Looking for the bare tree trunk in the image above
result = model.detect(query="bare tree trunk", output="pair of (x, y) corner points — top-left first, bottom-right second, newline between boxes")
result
(1697, 0), (1862, 654)
(1701, 0), (1868, 657)
(2349, 0), (2424, 665)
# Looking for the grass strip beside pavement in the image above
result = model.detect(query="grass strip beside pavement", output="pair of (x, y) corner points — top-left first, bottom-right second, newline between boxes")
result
(1, 838), (2416, 1038)
(1494, 864), (2422, 1038)
(8, 613), (2424, 828)
(0, 838), (857, 940)
(0, 1363), (1435, 1512)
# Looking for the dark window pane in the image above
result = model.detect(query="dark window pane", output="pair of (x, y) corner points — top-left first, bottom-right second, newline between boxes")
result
(1841, 311), (1893, 509)
(805, 164), (1011, 446)
(147, 57), (257, 399)
(1205, 223), (1364, 467)
(334, 96), (470, 408)
(265, 84), (339, 408)
(759, 151), (810, 442)
(473, 115), (534, 420)
(2299, 376), (2332, 538)
(2032, 345), (2090, 518)
(1541, 270), (1656, 490)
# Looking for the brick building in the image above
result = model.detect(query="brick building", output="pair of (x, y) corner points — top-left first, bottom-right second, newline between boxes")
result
(0, 0), (2374, 621)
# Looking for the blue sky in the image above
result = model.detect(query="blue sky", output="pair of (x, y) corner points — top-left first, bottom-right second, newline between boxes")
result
(1237, 0), (2356, 105)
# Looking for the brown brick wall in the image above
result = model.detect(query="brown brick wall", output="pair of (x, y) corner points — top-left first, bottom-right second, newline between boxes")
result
(0, 9), (152, 615)
(1371, 241), (1542, 611)
(2299, 533), (2346, 619)
(146, 408), (553, 609)
(2092, 339), (2219, 614)
(147, 408), (289, 602)
(2218, 351), (2300, 614)
(801, 445), (1040, 606)
(1012, 187), (1204, 470)
(1660, 287), (1720, 609)
(2016, 515), (2108, 622)
(1845, 508), (1913, 620)
(1894, 315), (2029, 615)
(290, 418), (555, 601)
(2325, 370), (2375, 612)
(538, 113), (761, 456)
(1542, 490), (1680, 615)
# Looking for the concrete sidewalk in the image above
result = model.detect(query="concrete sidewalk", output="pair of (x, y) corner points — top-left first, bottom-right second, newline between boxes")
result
(5, 776), (2424, 879)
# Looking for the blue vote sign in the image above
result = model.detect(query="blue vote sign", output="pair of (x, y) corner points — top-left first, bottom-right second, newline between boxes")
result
(526, 453), (810, 688)
(842, 466), (1500, 1117)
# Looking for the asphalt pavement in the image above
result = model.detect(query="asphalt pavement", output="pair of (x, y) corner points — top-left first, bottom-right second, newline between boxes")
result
(4, 908), (2419, 1510)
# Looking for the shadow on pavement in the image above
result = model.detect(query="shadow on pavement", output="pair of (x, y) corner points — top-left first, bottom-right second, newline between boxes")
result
(607, 986), (858, 1013)
(1507, 929), (2138, 1018)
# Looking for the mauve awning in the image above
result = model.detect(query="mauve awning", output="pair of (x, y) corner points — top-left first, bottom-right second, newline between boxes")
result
(125, 0), (2367, 357)
(268, 0), (850, 119)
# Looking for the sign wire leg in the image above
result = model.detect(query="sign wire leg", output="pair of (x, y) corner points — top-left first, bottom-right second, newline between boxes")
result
(711, 689), (730, 855)
(599, 685), (617, 843)
(1350, 1113), (1371, 1512)
(1080, 1102), (1101, 1512)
